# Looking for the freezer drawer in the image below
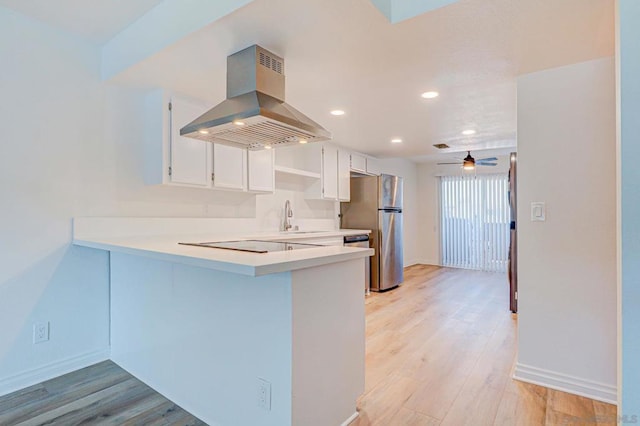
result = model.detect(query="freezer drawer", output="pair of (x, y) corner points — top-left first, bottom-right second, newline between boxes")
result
(376, 210), (403, 291)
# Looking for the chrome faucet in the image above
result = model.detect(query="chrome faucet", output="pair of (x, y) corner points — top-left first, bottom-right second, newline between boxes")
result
(284, 200), (293, 231)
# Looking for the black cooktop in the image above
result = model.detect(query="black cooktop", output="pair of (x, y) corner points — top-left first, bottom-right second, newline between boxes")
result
(178, 240), (321, 253)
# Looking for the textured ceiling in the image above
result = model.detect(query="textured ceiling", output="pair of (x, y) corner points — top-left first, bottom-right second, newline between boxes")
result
(113, 0), (613, 160)
(0, 0), (163, 43)
(370, 0), (461, 23)
(1, 0), (614, 160)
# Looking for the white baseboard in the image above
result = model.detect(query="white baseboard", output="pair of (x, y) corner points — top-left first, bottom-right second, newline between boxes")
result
(513, 362), (617, 405)
(0, 348), (110, 398)
(415, 258), (441, 266)
(342, 411), (359, 425)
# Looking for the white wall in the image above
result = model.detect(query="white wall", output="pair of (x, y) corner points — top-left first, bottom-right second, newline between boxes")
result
(0, 7), (111, 394)
(416, 156), (511, 266)
(617, 0), (640, 412)
(416, 163), (441, 265)
(514, 57), (617, 403)
(0, 7), (336, 395)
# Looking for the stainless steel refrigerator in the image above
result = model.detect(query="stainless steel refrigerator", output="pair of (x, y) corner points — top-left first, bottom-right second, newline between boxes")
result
(508, 152), (518, 313)
(340, 174), (403, 292)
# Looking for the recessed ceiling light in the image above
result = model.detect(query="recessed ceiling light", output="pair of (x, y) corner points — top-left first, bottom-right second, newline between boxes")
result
(462, 129), (476, 135)
(299, 139), (308, 144)
(421, 91), (439, 99)
(391, 138), (403, 143)
(264, 145), (272, 150)
(198, 129), (209, 134)
(330, 110), (345, 116)
(233, 120), (245, 126)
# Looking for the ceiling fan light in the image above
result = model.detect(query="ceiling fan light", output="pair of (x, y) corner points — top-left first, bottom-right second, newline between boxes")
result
(463, 152), (475, 170)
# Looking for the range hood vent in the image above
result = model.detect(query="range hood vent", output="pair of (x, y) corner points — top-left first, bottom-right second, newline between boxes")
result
(180, 45), (331, 150)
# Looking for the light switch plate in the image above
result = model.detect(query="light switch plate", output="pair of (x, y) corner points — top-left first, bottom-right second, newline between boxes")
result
(531, 202), (546, 222)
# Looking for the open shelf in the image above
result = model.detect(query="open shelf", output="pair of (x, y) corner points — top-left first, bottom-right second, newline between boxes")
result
(274, 165), (321, 179)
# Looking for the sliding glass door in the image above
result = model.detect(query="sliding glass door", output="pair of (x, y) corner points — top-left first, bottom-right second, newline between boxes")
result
(440, 174), (509, 272)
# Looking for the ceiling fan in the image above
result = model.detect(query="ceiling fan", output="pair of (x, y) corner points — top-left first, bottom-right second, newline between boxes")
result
(437, 151), (497, 170)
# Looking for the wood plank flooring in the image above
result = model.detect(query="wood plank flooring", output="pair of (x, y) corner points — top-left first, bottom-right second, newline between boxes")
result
(353, 264), (617, 426)
(0, 361), (205, 426)
(0, 265), (616, 425)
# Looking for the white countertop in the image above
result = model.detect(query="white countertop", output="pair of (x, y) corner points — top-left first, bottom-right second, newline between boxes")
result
(73, 229), (373, 276)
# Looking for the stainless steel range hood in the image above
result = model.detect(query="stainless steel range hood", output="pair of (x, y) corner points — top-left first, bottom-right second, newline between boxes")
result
(180, 45), (331, 150)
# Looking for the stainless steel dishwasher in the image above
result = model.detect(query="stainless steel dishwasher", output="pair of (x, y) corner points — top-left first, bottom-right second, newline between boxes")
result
(344, 234), (371, 295)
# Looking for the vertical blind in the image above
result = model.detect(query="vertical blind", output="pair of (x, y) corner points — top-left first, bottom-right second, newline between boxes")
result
(440, 174), (510, 272)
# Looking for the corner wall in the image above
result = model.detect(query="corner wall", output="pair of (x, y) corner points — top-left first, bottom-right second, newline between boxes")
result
(617, 0), (640, 413)
(0, 6), (335, 396)
(416, 163), (441, 265)
(0, 7), (111, 396)
(514, 57), (617, 403)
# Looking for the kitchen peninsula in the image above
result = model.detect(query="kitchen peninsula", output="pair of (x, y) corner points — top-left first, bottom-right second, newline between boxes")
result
(73, 218), (373, 426)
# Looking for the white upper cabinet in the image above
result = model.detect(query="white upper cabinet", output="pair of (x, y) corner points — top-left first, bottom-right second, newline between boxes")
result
(248, 149), (274, 193)
(144, 90), (212, 188)
(212, 144), (247, 190)
(349, 152), (381, 176)
(350, 153), (367, 173)
(366, 157), (381, 176)
(169, 96), (212, 187)
(145, 89), (274, 193)
(322, 144), (339, 200)
(338, 149), (351, 201)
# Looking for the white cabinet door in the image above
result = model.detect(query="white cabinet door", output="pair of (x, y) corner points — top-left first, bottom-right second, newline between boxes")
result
(169, 96), (212, 187)
(366, 157), (381, 176)
(322, 144), (339, 200)
(213, 144), (247, 190)
(338, 149), (351, 201)
(350, 153), (367, 173)
(248, 149), (274, 193)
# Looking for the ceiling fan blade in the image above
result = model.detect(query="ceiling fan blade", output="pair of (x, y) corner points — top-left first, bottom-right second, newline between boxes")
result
(477, 162), (497, 166)
(477, 157), (498, 162)
(437, 162), (463, 165)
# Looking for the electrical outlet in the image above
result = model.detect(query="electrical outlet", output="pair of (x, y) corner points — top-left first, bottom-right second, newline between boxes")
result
(33, 322), (49, 344)
(257, 378), (271, 411)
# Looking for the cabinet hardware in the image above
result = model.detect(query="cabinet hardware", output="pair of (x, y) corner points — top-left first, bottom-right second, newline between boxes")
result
(168, 102), (172, 111)
(168, 166), (172, 176)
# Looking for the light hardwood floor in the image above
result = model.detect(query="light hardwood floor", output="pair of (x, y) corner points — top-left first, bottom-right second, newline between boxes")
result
(0, 265), (617, 425)
(353, 264), (617, 426)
